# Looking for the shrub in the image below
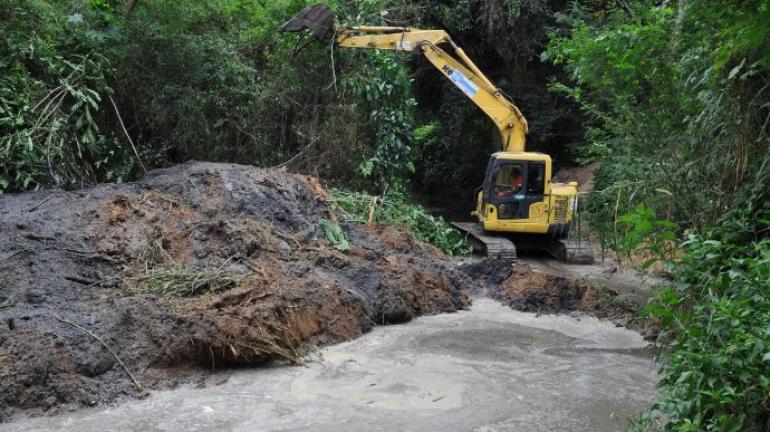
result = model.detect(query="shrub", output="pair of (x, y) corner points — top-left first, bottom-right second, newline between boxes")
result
(331, 188), (472, 256)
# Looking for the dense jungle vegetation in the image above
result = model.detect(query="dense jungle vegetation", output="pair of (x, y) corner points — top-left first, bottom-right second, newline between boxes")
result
(2, 0), (769, 429)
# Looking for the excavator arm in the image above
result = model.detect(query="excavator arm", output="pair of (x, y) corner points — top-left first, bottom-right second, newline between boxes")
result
(281, 6), (528, 153)
(281, 5), (595, 265)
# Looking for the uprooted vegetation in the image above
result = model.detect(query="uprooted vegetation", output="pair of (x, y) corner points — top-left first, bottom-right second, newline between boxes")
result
(330, 189), (472, 256)
(0, 162), (471, 420)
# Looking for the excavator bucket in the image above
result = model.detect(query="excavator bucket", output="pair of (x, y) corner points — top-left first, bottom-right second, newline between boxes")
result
(279, 3), (336, 42)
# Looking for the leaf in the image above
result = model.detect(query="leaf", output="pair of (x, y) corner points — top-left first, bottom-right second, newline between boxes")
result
(319, 219), (350, 252)
(728, 59), (745, 80)
(654, 220), (679, 229)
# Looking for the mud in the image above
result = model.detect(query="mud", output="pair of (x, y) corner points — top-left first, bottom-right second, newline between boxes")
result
(0, 299), (658, 432)
(0, 162), (470, 421)
(0, 161), (654, 423)
(492, 262), (659, 338)
(553, 161), (600, 193)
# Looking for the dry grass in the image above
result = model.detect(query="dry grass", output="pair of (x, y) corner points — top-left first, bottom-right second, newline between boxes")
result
(222, 320), (307, 365)
(132, 260), (241, 297)
(0, 295), (16, 309)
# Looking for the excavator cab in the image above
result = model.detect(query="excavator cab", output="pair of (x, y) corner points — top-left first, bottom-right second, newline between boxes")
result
(476, 152), (561, 234)
(485, 156), (545, 221)
(464, 152), (593, 263)
(473, 152), (551, 232)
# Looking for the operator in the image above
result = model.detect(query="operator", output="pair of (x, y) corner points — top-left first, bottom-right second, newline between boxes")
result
(510, 167), (522, 191)
(495, 166), (523, 197)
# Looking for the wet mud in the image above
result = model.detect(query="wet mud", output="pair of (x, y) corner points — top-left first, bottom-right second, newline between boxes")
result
(0, 162), (654, 422)
(0, 162), (470, 421)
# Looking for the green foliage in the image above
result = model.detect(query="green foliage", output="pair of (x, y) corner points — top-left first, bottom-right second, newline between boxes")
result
(319, 219), (351, 251)
(0, 0), (421, 191)
(549, 0), (770, 235)
(346, 50), (417, 185)
(617, 202), (679, 270)
(331, 188), (472, 256)
(635, 234), (770, 431)
(0, 0), (133, 191)
(549, 1), (770, 429)
(111, 0), (349, 169)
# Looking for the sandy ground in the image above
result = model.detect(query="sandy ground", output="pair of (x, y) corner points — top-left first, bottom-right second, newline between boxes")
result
(3, 299), (657, 432)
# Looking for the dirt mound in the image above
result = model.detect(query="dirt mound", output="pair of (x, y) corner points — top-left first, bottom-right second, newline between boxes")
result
(553, 161), (600, 192)
(491, 263), (658, 337)
(0, 162), (471, 421)
(494, 263), (608, 314)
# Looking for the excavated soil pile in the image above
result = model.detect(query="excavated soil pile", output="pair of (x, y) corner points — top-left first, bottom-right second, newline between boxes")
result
(458, 259), (652, 334)
(494, 263), (627, 315)
(492, 262), (657, 337)
(0, 162), (471, 421)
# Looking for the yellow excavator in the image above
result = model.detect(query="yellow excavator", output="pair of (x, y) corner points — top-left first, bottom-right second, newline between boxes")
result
(281, 4), (593, 264)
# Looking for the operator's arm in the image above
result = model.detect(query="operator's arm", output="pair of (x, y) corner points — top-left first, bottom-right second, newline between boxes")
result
(335, 27), (528, 153)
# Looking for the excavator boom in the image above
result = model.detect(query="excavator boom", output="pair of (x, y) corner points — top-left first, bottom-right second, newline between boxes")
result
(280, 4), (594, 265)
(281, 4), (529, 153)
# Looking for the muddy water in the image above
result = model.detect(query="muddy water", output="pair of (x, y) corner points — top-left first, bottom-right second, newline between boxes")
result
(2, 299), (657, 432)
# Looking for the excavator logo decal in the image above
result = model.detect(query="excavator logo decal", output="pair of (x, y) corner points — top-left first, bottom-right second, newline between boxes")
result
(442, 65), (479, 98)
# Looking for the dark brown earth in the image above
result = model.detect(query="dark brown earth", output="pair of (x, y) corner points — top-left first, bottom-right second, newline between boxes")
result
(0, 162), (652, 422)
(492, 262), (659, 338)
(0, 162), (471, 421)
(457, 257), (657, 338)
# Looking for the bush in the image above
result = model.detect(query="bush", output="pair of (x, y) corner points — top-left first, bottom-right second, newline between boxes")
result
(331, 187), (472, 256)
(0, 0), (133, 191)
(636, 235), (770, 431)
(0, 0), (421, 192)
(548, 0), (770, 238)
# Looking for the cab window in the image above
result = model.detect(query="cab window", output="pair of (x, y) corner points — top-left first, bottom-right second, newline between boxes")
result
(493, 163), (523, 197)
(527, 163), (545, 194)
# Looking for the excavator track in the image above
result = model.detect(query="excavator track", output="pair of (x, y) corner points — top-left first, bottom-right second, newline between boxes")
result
(452, 222), (517, 263)
(452, 222), (595, 264)
(544, 239), (595, 264)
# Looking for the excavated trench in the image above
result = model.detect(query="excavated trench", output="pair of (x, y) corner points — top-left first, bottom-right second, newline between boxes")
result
(0, 162), (651, 422)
